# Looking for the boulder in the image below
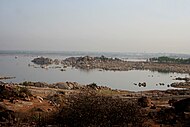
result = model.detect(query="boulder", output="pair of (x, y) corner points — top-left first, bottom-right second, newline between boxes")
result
(47, 94), (64, 106)
(53, 59), (60, 65)
(55, 82), (70, 89)
(87, 83), (98, 89)
(34, 82), (49, 87)
(36, 96), (44, 101)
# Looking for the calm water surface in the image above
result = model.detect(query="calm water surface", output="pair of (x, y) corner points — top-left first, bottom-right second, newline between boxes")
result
(0, 55), (189, 91)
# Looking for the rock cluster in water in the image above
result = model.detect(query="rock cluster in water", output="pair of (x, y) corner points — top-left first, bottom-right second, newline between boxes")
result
(175, 77), (190, 82)
(31, 55), (190, 73)
(171, 82), (190, 88)
(61, 55), (124, 70)
(31, 57), (53, 65)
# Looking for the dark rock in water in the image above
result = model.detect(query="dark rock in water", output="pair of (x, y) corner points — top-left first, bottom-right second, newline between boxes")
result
(138, 96), (152, 108)
(137, 82), (146, 87)
(175, 77), (190, 82)
(141, 82), (146, 87)
(159, 83), (165, 86)
(60, 69), (66, 71)
(138, 83), (142, 87)
(173, 98), (190, 112)
(31, 57), (53, 65)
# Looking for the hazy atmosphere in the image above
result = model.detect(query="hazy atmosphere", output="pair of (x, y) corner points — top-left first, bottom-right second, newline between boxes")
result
(0, 0), (190, 53)
(1, 1), (190, 126)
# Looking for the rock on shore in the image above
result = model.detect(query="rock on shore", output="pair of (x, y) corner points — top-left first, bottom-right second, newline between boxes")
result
(1, 80), (190, 126)
(19, 81), (111, 91)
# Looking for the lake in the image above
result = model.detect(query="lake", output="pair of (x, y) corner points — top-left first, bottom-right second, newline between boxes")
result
(0, 52), (189, 91)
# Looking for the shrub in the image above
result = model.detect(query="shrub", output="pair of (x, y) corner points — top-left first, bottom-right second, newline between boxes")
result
(0, 85), (32, 100)
(53, 93), (144, 127)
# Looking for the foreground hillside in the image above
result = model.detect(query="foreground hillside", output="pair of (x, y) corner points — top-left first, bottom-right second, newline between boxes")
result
(0, 81), (190, 127)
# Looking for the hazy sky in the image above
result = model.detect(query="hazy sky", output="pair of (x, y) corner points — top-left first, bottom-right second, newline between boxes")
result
(0, 0), (190, 53)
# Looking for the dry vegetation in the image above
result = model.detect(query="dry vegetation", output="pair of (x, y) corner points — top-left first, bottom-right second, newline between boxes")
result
(1, 83), (190, 127)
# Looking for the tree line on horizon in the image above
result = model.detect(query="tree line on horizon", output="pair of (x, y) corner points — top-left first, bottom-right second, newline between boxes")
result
(149, 56), (190, 64)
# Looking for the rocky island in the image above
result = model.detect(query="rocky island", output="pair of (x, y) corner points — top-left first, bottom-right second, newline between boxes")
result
(32, 56), (190, 73)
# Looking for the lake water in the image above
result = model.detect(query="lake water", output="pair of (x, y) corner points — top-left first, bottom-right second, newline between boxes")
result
(0, 52), (189, 91)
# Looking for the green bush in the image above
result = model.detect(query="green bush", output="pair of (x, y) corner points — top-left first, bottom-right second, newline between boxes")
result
(150, 56), (190, 64)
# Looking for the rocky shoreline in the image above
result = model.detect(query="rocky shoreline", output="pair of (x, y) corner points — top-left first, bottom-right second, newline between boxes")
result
(31, 56), (190, 74)
(0, 80), (190, 126)
(19, 81), (111, 91)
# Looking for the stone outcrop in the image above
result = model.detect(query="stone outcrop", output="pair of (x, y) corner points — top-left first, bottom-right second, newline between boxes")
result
(20, 81), (83, 90)
(21, 81), (49, 88)
(86, 83), (111, 91)
(53, 82), (82, 90)
(19, 81), (111, 91)
(55, 82), (71, 89)
(0, 84), (32, 103)
(31, 57), (53, 65)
